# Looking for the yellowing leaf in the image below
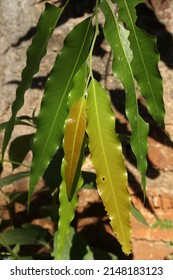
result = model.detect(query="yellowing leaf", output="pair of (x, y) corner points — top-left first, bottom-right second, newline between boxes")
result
(87, 79), (131, 254)
(63, 97), (86, 200)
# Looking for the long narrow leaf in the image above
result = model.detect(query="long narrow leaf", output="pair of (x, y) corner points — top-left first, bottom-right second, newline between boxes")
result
(130, 202), (149, 227)
(63, 63), (88, 199)
(2, 3), (62, 159)
(53, 139), (85, 259)
(0, 172), (30, 188)
(64, 97), (86, 200)
(0, 122), (9, 131)
(53, 227), (75, 260)
(112, 0), (165, 127)
(29, 17), (93, 201)
(87, 79), (131, 255)
(52, 66), (88, 259)
(0, 224), (49, 248)
(67, 63), (88, 110)
(52, 175), (83, 260)
(0, 118), (34, 132)
(101, 0), (149, 190)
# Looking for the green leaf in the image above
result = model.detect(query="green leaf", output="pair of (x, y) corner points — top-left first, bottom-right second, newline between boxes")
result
(67, 63), (88, 110)
(43, 63), (87, 192)
(101, 0), (149, 191)
(29, 17), (94, 201)
(52, 175), (83, 260)
(130, 201), (149, 227)
(2, 3), (62, 159)
(10, 244), (20, 259)
(52, 65), (88, 258)
(87, 79), (131, 255)
(0, 117), (34, 132)
(0, 172), (30, 188)
(53, 227), (75, 260)
(151, 219), (173, 230)
(0, 224), (50, 248)
(111, 0), (165, 127)
(9, 134), (34, 169)
(0, 122), (8, 131)
(64, 97), (86, 200)
(53, 129), (85, 259)
(53, 227), (94, 260)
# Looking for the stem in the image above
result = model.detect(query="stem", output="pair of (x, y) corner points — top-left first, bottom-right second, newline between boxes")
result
(89, 0), (100, 80)
(62, 0), (71, 10)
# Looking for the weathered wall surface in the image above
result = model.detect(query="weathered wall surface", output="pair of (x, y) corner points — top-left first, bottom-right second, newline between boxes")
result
(0, 0), (86, 136)
(0, 0), (40, 122)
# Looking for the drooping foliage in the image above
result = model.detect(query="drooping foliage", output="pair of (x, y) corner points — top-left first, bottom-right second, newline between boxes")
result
(1, 0), (165, 257)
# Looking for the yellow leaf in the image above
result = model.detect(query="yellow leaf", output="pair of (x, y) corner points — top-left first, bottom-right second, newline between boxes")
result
(87, 79), (131, 254)
(63, 97), (86, 200)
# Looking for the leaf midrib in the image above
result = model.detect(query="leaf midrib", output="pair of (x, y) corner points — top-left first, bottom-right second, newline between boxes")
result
(122, 0), (159, 118)
(66, 98), (85, 188)
(91, 80), (127, 249)
(31, 19), (92, 187)
(106, 0), (145, 186)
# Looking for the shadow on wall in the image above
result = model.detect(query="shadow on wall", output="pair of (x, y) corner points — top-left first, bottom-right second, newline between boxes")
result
(7, 1), (173, 89)
(4, 0), (173, 226)
(136, 2), (173, 69)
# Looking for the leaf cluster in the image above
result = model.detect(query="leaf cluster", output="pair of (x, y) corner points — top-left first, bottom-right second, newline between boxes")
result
(0, 0), (167, 259)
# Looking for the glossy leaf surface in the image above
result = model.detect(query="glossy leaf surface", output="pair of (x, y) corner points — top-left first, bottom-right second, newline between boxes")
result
(112, 0), (165, 127)
(52, 66), (88, 259)
(29, 17), (93, 200)
(53, 175), (83, 259)
(87, 79), (131, 254)
(64, 97), (86, 200)
(67, 63), (88, 110)
(101, 0), (149, 190)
